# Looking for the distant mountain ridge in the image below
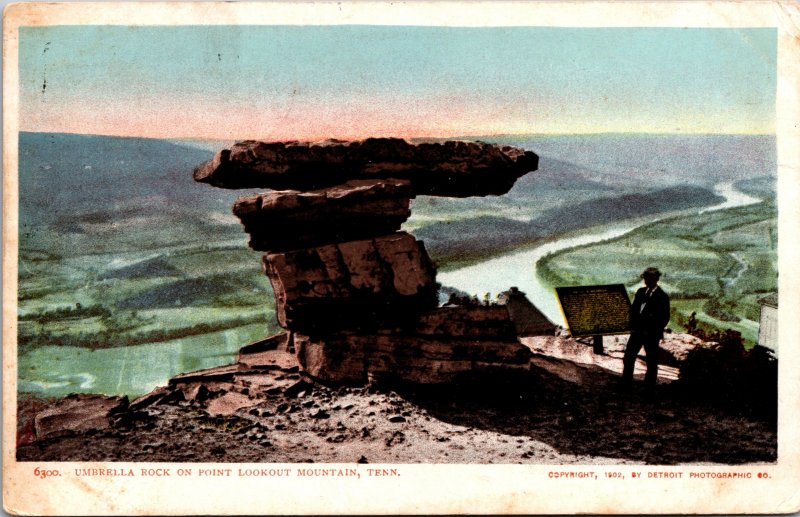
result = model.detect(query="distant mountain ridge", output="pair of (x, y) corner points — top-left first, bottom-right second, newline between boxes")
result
(18, 132), (229, 225)
(18, 132), (258, 256)
(17, 131), (775, 259)
(486, 133), (776, 190)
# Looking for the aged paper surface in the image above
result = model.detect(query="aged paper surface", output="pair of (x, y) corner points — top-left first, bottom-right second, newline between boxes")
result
(3, 1), (800, 514)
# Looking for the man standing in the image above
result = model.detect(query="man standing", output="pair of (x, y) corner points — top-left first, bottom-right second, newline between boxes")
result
(622, 267), (670, 389)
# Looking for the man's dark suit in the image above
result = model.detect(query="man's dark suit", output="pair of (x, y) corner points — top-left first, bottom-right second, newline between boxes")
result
(622, 285), (670, 387)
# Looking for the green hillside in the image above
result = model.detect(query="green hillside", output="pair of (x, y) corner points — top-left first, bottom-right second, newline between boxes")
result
(537, 202), (777, 345)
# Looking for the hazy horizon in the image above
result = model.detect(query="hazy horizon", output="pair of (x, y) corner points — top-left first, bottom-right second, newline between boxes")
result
(19, 26), (776, 140)
(18, 129), (777, 142)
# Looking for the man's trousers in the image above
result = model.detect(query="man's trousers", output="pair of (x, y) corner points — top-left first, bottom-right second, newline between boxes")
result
(622, 331), (660, 387)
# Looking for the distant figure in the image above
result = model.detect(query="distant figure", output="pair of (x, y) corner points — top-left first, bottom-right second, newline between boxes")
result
(686, 311), (697, 334)
(622, 267), (670, 390)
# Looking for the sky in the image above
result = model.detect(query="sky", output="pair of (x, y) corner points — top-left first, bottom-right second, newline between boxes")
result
(18, 25), (777, 140)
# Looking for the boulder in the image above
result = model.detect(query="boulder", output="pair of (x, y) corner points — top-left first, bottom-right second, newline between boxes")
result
(237, 332), (291, 356)
(498, 287), (557, 336)
(194, 138), (538, 197)
(293, 334), (369, 384)
(294, 332), (532, 385)
(233, 179), (413, 252)
(169, 364), (240, 385)
(657, 333), (706, 366)
(33, 394), (128, 440)
(238, 333), (299, 371)
(264, 232), (438, 331)
(129, 386), (174, 411)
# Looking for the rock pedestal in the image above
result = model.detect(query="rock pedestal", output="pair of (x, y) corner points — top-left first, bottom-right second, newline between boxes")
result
(194, 137), (544, 384)
(293, 304), (532, 384)
(264, 232), (437, 331)
(233, 179), (413, 252)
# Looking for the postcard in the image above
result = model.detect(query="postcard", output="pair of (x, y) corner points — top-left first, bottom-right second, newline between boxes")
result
(3, 1), (800, 514)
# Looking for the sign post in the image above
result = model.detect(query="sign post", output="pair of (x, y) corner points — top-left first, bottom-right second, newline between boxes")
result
(593, 335), (604, 354)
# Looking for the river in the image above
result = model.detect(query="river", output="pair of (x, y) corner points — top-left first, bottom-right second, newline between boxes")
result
(437, 182), (760, 326)
(18, 324), (266, 398)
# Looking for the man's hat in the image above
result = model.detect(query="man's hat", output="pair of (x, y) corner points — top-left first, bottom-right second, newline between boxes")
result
(641, 267), (661, 279)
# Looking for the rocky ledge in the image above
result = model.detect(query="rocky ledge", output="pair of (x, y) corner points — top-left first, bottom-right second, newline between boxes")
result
(16, 331), (777, 464)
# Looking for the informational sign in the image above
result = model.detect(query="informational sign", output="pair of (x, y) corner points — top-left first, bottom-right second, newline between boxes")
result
(555, 284), (631, 337)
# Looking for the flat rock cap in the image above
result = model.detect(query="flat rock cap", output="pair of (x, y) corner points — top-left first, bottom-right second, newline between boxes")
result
(193, 137), (538, 197)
